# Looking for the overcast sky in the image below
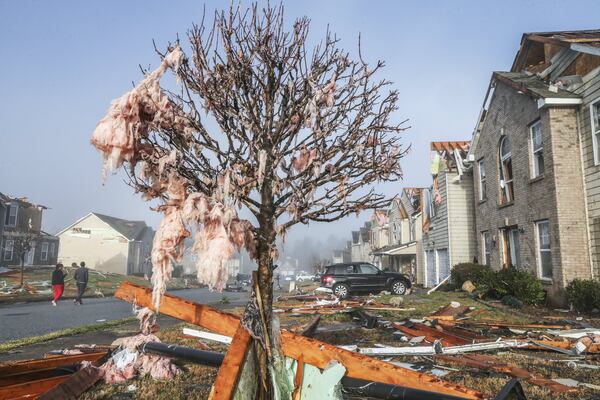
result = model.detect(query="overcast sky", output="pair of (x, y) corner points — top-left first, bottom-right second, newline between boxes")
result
(1, 0), (600, 263)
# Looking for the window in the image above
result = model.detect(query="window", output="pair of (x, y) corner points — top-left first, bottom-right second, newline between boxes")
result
(478, 159), (487, 200)
(501, 227), (521, 267)
(409, 216), (416, 242)
(5, 204), (18, 227)
(536, 220), (552, 279)
(481, 231), (491, 266)
(591, 98), (600, 165)
(499, 136), (514, 203)
(3, 240), (14, 261)
(50, 243), (55, 257)
(41, 242), (49, 262)
(359, 264), (379, 274)
(530, 121), (544, 178)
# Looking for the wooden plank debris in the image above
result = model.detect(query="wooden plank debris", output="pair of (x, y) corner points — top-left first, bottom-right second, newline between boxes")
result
(208, 324), (253, 400)
(115, 281), (486, 399)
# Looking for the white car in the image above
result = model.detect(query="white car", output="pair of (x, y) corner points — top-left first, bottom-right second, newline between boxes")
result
(295, 273), (316, 282)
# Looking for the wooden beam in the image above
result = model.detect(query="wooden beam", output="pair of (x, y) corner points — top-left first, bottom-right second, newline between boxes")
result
(0, 351), (108, 377)
(115, 282), (486, 399)
(208, 324), (253, 400)
(0, 376), (70, 400)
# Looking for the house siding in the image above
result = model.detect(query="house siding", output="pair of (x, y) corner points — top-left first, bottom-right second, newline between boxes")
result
(58, 214), (130, 274)
(573, 68), (600, 278)
(473, 80), (591, 303)
(447, 171), (477, 267)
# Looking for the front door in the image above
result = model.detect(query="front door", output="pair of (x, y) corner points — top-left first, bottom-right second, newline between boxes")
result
(25, 243), (35, 266)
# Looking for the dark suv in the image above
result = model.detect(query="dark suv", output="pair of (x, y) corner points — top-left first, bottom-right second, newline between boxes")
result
(320, 262), (411, 299)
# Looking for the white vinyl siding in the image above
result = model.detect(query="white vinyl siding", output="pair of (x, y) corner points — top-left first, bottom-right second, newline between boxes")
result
(530, 120), (544, 178)
(3, 240), (14, 261)
(536, 220), (552, 279)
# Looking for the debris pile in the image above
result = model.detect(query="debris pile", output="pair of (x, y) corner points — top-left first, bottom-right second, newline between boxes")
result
(4, 281), (600, 400)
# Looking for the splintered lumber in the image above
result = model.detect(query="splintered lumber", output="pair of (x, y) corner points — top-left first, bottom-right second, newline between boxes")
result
(392, 321), (470, 346)
(456, 319), (570, 330)
(208, 324), (253, 400)
(0, 376), (70, 400)
(0, 351), (107, 377)
(299, 315), (321, 338)
(38, 365), (103, 400)
(434, 354), (575, 393)
(426, 303), (471, 321)
(115, 282), (486, 399)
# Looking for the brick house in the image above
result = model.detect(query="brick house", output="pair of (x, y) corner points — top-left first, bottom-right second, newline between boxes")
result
(470, 30), (600, 303)
(0, 193), (60, 267)
(422, 141), (477, 287)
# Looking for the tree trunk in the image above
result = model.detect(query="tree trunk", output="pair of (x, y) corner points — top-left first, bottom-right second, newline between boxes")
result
(20, 255), (25, 288)
(254, 164), (277, 399)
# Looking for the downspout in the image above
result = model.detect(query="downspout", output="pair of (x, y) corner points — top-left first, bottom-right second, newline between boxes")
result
(576, 106), (595, 279)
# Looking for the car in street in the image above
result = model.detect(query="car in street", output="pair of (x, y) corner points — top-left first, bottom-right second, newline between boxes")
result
(295, 272), (318, 282)
(320, 262), (412, 299)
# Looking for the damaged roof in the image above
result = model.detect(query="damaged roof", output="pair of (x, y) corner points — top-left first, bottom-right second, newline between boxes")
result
(94, 213), (151, 241)
(430, 141), (470, 154)
(493, 71), (581, 99)
(512, 29), (600, 72)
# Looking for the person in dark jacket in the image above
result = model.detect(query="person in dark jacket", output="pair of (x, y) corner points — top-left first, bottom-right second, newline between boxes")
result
(73, 261), (89, 305)
(51, 263), (66, 306)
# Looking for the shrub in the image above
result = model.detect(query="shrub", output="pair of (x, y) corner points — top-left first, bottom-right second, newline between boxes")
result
(495, 266), (546, 305)
(451, 263), (545, 305)
(566, 279), (600, 313)
(172, 265), (184, 278)
(450, 263), (490, 288)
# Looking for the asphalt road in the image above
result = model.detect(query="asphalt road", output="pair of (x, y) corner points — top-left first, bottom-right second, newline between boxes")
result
(0, 288), (248, 343)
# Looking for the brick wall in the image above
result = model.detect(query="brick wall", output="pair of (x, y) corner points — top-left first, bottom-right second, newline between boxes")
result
(473, 81), (591, 304)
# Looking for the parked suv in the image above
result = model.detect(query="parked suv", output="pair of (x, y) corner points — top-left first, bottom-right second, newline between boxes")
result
(320, 262), (411, 299)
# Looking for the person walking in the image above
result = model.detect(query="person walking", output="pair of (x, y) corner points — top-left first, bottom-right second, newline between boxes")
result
(51, 263), (66, 306)
(74, 261), (89, 305)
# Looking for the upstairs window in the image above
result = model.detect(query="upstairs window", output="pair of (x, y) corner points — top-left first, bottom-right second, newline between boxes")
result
(530, 121), (544, 178)
(592, 98), (600, 165)
(5, 204), (18, 227)
(478, 159), (487, 201)
(499, 136), (514, 204)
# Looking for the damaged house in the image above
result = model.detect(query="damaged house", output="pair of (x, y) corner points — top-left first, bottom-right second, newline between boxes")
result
(422, 142), (477, 287)
(57, 213), (154, 276)
(372, 188), (424, 282)
(470, 29), (600, 303)
(0, 193), (59, 267)
(350, 221), (373, 263)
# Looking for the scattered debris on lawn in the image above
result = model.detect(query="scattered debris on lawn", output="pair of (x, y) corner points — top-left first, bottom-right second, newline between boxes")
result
(4, 280), (600, 399)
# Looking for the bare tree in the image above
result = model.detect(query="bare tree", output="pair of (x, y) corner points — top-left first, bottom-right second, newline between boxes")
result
(9, 230), (36, 288)
(91, 3), (407, 396)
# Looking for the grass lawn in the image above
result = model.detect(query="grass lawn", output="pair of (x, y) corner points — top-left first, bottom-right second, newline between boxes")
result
(75, 288), (600, 399)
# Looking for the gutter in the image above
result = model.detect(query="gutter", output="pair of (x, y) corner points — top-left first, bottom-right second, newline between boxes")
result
(537, 98), (583, 108)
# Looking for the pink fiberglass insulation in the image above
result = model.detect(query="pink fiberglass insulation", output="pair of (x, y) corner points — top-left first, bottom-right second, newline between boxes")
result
(192, 206), (235, 291)
(292, 147), (317, 173)
(100, 333), (180, 384)
(151, 206), (190, 309)
(90, 46), (184, 179)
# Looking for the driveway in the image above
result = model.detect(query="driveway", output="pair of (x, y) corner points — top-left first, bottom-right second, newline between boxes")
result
(0, 288), (248, 343)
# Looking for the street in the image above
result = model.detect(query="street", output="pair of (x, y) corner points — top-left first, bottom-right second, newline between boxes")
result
(0, 288), (248, 343)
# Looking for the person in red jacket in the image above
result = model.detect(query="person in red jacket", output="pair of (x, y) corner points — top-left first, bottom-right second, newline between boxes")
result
(51, 263), (66, 306)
